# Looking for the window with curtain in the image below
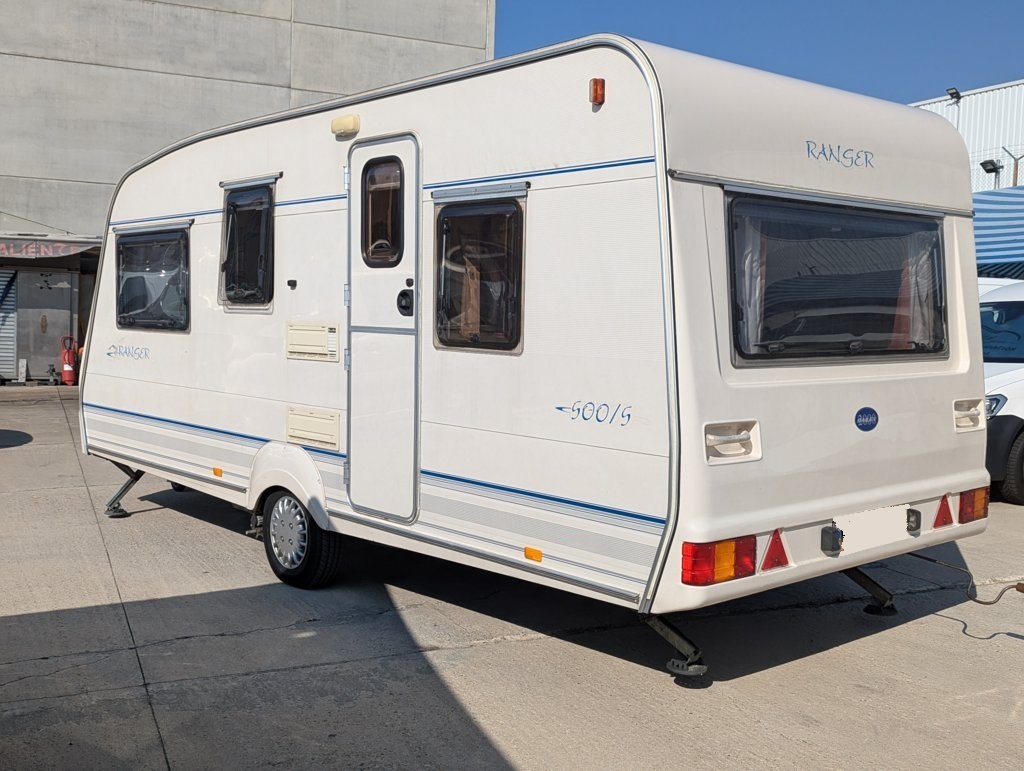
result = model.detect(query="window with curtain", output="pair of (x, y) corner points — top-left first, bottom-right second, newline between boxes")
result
(729, 196), (945, 362)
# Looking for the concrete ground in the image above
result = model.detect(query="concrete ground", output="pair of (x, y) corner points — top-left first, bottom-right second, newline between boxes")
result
(1, 386), (1022, 770)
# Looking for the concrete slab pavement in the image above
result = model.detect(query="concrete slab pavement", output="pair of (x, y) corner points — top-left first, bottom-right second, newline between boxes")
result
(1, 386), (1022, 769)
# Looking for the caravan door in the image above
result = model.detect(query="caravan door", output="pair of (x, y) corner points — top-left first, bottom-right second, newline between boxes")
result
(346, 136), (420, 521)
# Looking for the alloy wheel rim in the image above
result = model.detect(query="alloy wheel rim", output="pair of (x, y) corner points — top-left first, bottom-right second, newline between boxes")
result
(269, 495), (309, 569)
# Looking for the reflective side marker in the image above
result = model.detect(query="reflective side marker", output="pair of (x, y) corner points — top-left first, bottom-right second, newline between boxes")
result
(761, 529), (789, 571)
(212, 467), (224, 478)
(524, 546), (543, 562)
(933, 495), (953, 528)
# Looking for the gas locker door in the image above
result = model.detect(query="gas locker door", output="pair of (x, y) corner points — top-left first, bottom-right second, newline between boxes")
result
(346, 136), (420, 521)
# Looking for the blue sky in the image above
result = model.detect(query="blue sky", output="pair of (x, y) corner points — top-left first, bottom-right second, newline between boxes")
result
(495, 0), (1024, 104)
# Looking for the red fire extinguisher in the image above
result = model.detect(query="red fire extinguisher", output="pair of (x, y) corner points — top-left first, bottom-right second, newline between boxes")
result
(60, 336), (78, 386)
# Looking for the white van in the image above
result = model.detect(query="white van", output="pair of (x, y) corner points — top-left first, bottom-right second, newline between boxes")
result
(80, 35), (989, 674)
(980, 281), (1024, 502)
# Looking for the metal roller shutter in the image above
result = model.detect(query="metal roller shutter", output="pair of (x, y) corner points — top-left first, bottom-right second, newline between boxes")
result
(0, 269), (16, 379)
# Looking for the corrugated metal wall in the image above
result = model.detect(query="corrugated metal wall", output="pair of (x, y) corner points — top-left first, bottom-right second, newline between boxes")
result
(0, 269), (16, 378)
(974, 187), (1024, 277)
(915, 80), (1024, 192)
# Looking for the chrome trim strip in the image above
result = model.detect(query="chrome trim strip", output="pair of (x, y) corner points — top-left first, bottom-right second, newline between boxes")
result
(220, 172), (283, 189)
(327, 507), (640, 603)
(668, 169), (974, 218)
(430, 181), (530, 202)
(112, 218), (195, 235)
(349, 325), (417, 336)
(89, 445), (248, 492)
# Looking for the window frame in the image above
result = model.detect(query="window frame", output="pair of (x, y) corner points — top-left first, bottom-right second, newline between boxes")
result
(726, 193), (948, 367)
(219, 181), (276, 307)
(433, 197), (525, 353)
(114, 227), (191, 332)
(361, 156), (404, 268)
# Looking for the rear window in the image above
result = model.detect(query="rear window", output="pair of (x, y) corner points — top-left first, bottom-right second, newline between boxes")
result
(729, 196), (946, 363)
(981, 301), (1024, 362)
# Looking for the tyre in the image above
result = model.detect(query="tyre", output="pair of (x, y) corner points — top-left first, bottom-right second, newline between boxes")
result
(1000, 431), (1024, 505)
(262, 490), (343, 588)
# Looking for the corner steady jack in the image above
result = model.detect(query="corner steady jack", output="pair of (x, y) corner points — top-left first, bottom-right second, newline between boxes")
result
(104, 462), (145, 518)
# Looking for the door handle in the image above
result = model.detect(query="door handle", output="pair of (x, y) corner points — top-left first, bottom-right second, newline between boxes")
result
(396, 288), (414, 316)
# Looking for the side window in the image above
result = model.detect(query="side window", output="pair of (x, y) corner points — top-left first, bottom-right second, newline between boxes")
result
(435, 199), (523, 351)
(362, 158), (403, 267)
(221, 185), (274, 305)
(116, 229), (189, 331)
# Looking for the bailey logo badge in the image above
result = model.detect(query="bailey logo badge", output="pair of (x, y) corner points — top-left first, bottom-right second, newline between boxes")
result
(855, 407), (879, 432)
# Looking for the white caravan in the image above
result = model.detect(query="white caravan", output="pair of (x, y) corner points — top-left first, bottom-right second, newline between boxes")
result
(80, 35), (989, 675)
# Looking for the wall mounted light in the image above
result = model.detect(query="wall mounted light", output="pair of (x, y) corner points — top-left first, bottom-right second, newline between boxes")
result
(946, 87), (962, 102)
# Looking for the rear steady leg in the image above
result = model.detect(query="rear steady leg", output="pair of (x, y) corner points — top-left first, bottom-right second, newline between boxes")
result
(104, 462), (145, 518)
(843, 567), (897, 616)
(640, 614), (708, 677)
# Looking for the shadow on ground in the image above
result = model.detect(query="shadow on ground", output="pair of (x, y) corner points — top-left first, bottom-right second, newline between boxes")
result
(0, 430), (33, 448)
(137, 486), (982, 687)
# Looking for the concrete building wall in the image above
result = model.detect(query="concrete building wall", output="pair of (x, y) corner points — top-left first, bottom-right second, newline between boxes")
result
(0, 0), (495, 236)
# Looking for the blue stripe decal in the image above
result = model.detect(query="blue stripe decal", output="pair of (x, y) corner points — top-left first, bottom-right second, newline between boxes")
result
(85, 403), (662, 527)
(421, 469), (665, 525)
(423, 156), (656, 191)
(111, 208), (221, 226)
(303, 445), (348, 460)
(109, 157), (654, 228)
(110, 194), (348, 227)
(275, 194), (347, 208)
(84, 402), (269, 444)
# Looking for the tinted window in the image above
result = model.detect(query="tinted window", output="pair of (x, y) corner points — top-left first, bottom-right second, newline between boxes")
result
(116, 230), (189, 331)
(222, 185), (273, 305)
(436, 200), (523, 350)
(730, 196), (945, 362)
(362, 158), (403, 267)
(981, 301), (1024, 362)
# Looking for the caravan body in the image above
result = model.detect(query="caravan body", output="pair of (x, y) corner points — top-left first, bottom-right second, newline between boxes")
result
(80, 36), (987, 616)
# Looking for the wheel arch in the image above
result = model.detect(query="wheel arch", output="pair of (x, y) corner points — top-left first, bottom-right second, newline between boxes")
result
(247, 442), (330, 530)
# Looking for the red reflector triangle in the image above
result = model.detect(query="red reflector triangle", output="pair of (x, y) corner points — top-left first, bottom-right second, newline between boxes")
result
(761, 529), (789, 571)
(934, 495), (953, 528)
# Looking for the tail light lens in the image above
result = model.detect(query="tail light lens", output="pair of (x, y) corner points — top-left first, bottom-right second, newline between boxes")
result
(682, 536), (756, 585)
(958, 487), (990, 524)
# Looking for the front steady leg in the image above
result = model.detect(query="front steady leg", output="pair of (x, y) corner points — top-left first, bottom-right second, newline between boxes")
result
(104, 462), (145, 518)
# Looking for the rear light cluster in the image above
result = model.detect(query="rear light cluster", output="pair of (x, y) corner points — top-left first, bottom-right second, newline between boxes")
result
(683, 488), (990, 587)
(682, 537), (756, 586)
(683, 530), (791, 586)
(933, 487), (989, 528)
(957, 487), (989, 524)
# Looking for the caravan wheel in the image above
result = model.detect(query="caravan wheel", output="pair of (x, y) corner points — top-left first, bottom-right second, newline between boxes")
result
(262, 490), (343, 589)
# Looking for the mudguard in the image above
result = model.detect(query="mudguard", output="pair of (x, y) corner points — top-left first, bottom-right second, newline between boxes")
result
(247, 442), (330, 530)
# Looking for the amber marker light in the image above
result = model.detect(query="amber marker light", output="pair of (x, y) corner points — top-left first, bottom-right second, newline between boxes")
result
(524, 547), (543, 562)
(212, 467), (224, 478)
(590, 77), (606, 105)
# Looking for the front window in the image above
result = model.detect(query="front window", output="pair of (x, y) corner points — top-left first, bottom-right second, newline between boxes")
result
(221, 185), (274, 305)
(729, 196), (945, 362)
(981, 301), (1024, 362)
(116, 229), (189, 330)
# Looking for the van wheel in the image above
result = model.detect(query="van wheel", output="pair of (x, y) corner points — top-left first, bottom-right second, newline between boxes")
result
(1000, 432), (1024, 505)
(262, 490), (343, 588)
